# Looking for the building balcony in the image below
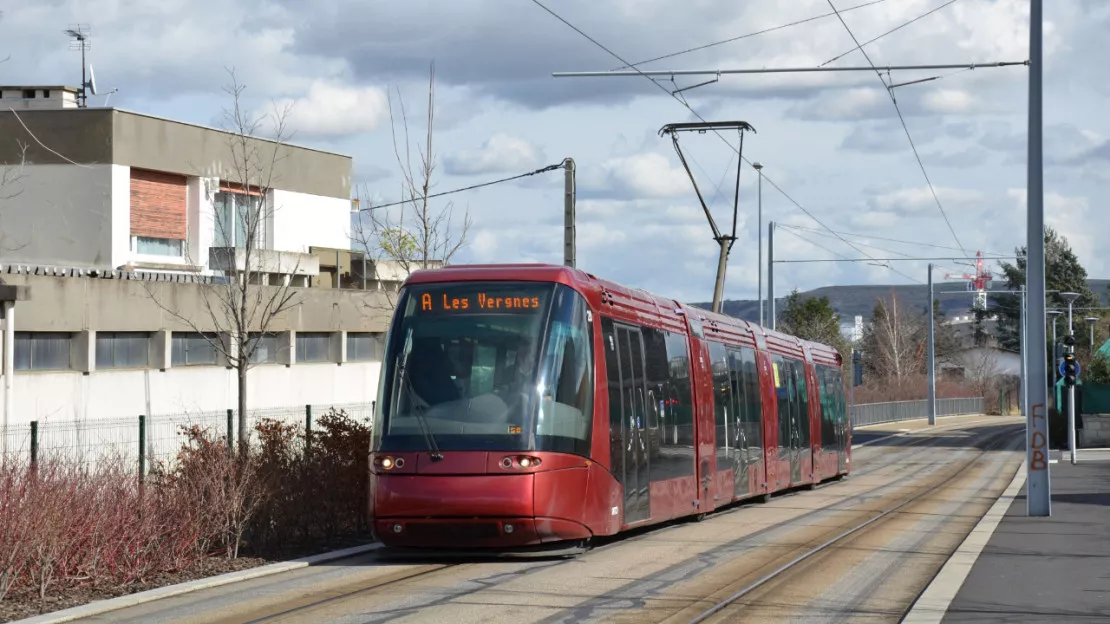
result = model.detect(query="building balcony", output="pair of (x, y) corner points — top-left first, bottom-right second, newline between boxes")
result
(209, 247), (319, 286)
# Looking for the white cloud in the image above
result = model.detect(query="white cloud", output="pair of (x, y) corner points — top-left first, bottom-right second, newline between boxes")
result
(443, 134), (544, 176)
(870, 186), (986, 215)
(583, 152), (693, 200)
(272, 80), (389, 137)
(923, 89), (978, 114)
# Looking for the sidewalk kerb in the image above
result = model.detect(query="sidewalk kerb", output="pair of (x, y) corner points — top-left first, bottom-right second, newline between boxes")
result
(901, 460), (1026, 623)
(12, 543), (382, 624)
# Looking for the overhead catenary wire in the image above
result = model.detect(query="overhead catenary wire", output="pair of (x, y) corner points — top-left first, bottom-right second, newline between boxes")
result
(825, 0), (969, 257)
(359, 161), (566, 212)
(612, 0), (890, 71)
(820, 0), (961, 67)
(778, 223), (1010, 258)
(778, 226), (923, 284)
(528, 0), (922, 286)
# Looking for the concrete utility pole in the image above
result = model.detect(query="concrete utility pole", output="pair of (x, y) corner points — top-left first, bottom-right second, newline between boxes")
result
(1025, 0), (1050, 517)
(768, 221), (775, 330)
(1061, 291), (1080, 464)
(927, 264), (937, 426)
(1048, 309), (1061, 406)
(563, 158), (576, 269)
(754, 162), (764, 326)
(1020, 285), (1027, 417)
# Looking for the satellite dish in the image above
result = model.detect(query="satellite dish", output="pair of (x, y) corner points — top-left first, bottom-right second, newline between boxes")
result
(87, 63), (98, 95)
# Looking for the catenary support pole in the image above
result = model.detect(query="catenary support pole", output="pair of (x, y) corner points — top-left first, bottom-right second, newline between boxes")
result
(1050, 316), (1058, 405)
(1067, 298), (1077, 465)
(755, 163), (764, 326)
(768, 222), (775, 330)
(927, 265), (936, 426)
(564, 158), (576, 268)
(1025, 0), (1051, 517)
(1020, 286), (1027, 417)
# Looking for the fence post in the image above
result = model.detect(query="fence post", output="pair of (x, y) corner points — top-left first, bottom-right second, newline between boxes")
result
(305, 404), (312, 457)
(227, 409), (234, 458)
(138, 415), (146, 481)
(30, 420), (38, 472)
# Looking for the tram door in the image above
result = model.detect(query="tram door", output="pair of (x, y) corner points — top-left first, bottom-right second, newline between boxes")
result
(776, 357), (807, 484)
(836, 371), (849, 473)
(606, 322), (650, 524)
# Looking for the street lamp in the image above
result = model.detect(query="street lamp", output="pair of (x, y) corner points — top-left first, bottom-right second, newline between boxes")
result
(1048, 309), (1063, 400)
(1060, 292), (1080, 464)
(753, 161), (764, 327)
(1085, 317), (1099, 348)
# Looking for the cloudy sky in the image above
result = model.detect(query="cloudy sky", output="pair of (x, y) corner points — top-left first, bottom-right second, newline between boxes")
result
(3, 0), (1107, 304)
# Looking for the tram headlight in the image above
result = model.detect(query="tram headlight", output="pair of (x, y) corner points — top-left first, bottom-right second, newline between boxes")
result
(500, 455), (542, 470)
(376, 456), (403, 470)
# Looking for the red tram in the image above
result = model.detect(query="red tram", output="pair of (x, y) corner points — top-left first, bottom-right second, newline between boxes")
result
(368, 264), (850, 550)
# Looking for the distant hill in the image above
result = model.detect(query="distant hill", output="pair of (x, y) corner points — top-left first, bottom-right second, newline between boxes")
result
(693, 279), (1110, 323)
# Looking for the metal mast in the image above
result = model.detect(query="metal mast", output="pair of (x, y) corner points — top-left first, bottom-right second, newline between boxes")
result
(659, 121), (756, 314)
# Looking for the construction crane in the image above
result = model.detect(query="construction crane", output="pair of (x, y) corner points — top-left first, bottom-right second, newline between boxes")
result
(944, 251), (993, 310)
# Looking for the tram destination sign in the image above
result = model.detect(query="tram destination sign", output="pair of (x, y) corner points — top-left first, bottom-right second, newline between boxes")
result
(418, 289), (544, 314)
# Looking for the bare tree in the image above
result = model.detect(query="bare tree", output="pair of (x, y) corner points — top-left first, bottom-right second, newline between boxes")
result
(959, 347), (1001, 398)
(352, 61), (472, 305)
(860, 292), (924, 382)
(145, 69), (300, 455)
(0, 141), (30, 254)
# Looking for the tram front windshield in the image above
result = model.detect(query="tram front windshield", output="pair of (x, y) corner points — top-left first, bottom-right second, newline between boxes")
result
(374, 281), (593, 456)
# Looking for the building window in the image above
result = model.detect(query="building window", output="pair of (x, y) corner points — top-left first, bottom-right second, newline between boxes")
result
(134, 236), (184, 257)
(215, 191), (265, 249)
(14, 332), (71, 371)
(296, 332), (331, 363)
(171, 333), (218, 366)
(95, 332), (149, 369)
(346, 333), (377, 362)
(246, 332), (279, 364)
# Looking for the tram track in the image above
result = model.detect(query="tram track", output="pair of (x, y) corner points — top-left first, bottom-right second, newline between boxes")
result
(664, 425), (1024, 624)
(61, 418), (1021, 624)
(235, 421), (1023, 624)
(238, 417), (1012, 621)
(530, 421), (1021, 624)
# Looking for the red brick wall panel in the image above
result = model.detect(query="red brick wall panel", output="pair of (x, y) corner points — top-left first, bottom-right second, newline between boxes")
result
(130, 168), (187, 239)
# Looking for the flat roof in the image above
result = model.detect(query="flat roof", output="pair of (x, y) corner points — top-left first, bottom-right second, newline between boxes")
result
(106, 106), (351, 159)
(0, 85), (81, 92)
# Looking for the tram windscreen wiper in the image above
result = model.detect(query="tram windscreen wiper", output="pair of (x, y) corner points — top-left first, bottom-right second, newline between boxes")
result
(393, 330), (444, 462)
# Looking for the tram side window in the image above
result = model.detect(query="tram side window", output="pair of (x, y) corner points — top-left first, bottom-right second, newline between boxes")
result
(741, 347), (763, 461)
(641, 328), (669, 431)
(708, 341), (731, 470)
(773, 355), (789, 450)
(727, 348), (746, 455)
(818, 365), (836, 448)
(664, 331), (694, 448)
(791, 358), (810, 448)
(537, 286), (594, 456)
(602, 318), (624, 479)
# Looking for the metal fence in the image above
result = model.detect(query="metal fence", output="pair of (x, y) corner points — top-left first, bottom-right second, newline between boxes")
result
(1, 402), (373, 472)
(850, 397), (984, 428)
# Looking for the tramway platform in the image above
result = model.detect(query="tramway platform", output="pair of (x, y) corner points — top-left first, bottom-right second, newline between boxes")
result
(909, 450), (1110, 623)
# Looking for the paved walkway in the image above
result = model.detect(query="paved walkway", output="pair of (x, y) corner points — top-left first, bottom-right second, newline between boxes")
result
(941, 454), (1110, 623)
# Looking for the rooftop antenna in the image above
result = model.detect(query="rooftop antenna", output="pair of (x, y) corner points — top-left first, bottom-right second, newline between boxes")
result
(64, 24), (91, 107)
(659, 121), (756, 314)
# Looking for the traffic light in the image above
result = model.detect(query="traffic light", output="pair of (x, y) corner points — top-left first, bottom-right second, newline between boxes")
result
(1062, 352), (1079, 386)
(1063, 333), (1076, 347)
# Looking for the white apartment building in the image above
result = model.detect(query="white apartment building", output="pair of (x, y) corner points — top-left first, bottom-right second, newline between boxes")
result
(0, 87), (396, 449)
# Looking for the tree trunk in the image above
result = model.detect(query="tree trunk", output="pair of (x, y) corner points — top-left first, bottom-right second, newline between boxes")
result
(238, 358), (248, 459)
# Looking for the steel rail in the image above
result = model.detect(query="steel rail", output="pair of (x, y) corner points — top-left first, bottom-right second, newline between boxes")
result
(685, 425), (1023, 623)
